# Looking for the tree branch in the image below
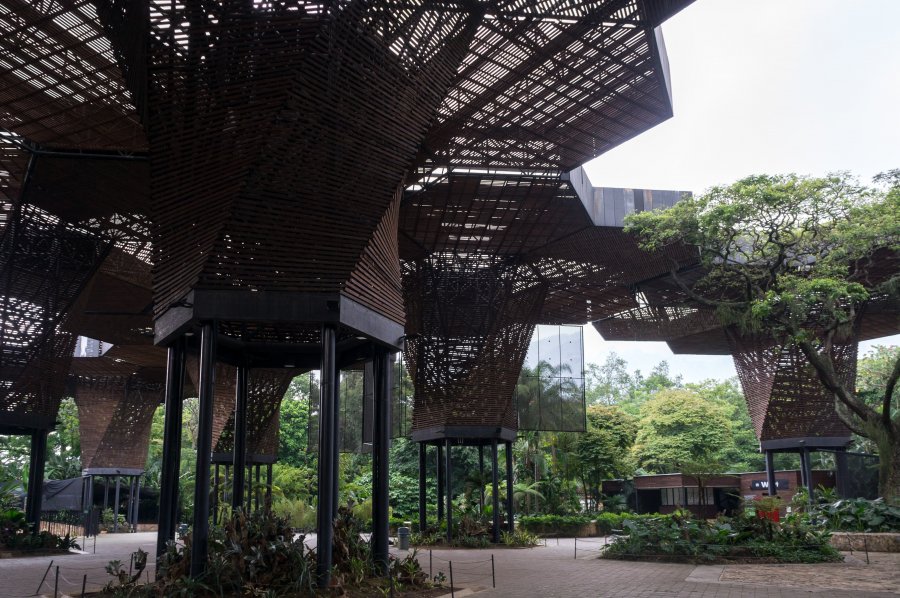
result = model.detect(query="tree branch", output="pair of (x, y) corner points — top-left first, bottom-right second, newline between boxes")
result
(796, 340), (877, 423)
(668, 269), (746, 310)
(833, 399), (868, 436)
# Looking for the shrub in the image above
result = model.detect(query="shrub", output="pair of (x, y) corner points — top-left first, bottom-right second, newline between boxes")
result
(603, 511), (840, 564)
(519, 512), (663, 536)
(272, 498), (316, 532)
(0, 508), (79, 552)
(809, 498), (900, 533)
(139, 505), (435, 597)
(501, 528), (540, 547)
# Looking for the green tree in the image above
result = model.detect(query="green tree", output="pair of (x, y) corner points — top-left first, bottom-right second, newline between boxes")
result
(278, 374), (315, 470)
(852, 345), (900, 453)
(626, 171), (900, 501)
(585, 353), (632, 405)
(632, 389), (733, 473)
(686, 378), (764, 472)
(576, 404), (637, 510)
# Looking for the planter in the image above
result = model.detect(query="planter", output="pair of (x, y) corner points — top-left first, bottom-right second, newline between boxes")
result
(829, 532), (900, 553)
(755, 509), (779, 523)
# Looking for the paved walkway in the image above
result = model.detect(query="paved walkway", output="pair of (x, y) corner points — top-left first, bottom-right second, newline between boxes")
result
(1, 533), (897, 597)
(403, 538), (900, 597)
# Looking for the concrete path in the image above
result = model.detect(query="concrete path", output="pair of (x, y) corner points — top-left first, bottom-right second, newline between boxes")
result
(0, 532), (158, 597)
(1, 533), (898, 597)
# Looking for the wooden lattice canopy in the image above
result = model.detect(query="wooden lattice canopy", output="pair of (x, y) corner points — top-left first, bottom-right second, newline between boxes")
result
(400, 170), (695, 440)
(593, 252), (900, 446)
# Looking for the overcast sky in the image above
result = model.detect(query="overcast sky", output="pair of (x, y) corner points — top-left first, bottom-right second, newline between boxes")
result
(579, 0), (900, 382)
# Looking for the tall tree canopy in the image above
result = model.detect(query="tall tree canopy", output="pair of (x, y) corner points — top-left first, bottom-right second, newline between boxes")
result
(626, 171), (900, 500)
(632, 389), (733, 473)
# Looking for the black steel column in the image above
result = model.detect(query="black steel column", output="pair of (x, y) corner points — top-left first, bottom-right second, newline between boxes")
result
(372, 350), (391, 574)
(232, 365), (249, 510)
(316, 323), (338, 587)
(212, 465), (219, 524)
(445, 439), (453, 543)
(134, 477), (141, 531)
(764, 450), (777, 496)
(505, 441), (514, 533)
(25, 428), (48, 530)
(436, 444), (444, 522)
(491, 440), (500, 543)
(255, 465), (261, 511)
(83, 475), (94, 537)
(332, 366), (341, 515)
(246, 465), (253, 511)
(418, 442), (427, 533)
(157, 339), (186, 562)
(190, 322), (217, 578)
(478, 445), (485, 513)
(113, 476), (121, 532)
(800, 448), (814, 503)
(834, 448), (849, 498)
(265, 463), (273, 510)
(127, 476), (136, 530)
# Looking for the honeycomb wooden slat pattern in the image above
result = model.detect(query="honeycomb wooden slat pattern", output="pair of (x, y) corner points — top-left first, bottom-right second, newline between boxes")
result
(404, 255), (546, 432)
(727, 330), (855, 442)
(0, 0), (146, 151)
(214, 369), (295, 459)
(73, 375), (163, 470)
(0, 203), (110, 421)
(130, 1), (476, 323)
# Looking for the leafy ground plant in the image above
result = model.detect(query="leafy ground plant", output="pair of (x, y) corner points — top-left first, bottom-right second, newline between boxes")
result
(602, 510), (841, 564)
(105, 506), (437, 597)
(809, 498), (900, 533)
(0, 508), (79, 553)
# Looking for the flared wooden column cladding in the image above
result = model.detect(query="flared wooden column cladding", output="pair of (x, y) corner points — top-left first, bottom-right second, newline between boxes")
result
(727, 330), (855, 446)
(186, 358), (243, 453)
(214, 369), (295, 461)
(404, 256), (546, 440)
(115, 2), (477, 333)
(0, 203), (110, 430)
(73, 375), (163, 471)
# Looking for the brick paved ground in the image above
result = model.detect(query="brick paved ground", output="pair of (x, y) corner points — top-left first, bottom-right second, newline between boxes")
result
(405, 538), (900, 597)
(0, 533), (896, 597)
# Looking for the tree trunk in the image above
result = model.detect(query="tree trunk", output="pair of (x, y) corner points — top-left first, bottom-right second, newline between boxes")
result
(878, 432), (900, 504)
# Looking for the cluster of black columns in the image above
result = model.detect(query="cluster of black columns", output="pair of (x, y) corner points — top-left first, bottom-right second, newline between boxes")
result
(212, 462), (273, 524)
(154, 322), (394, 588)
(418, 439), (514, 544)
(84, 473), (143, 533)
(762, 447), (850, 501)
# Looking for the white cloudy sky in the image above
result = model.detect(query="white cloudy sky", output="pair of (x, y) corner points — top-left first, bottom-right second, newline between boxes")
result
(579, 0), (900, 382)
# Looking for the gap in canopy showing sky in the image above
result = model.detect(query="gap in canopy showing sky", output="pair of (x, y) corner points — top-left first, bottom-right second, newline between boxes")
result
(581, 0), (900, 382)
